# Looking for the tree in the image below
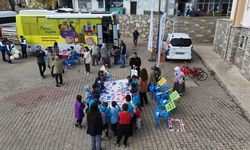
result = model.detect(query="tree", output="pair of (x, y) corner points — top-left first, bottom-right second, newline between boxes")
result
(35, 0), (57, 9)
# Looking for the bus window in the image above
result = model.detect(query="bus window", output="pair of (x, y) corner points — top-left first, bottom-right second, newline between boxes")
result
(0, 17), (16, 24)
(102, 16), (112, 25)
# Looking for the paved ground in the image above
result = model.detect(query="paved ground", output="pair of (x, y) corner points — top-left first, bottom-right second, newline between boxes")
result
(0, 38), (250, 150)
(193, 44), (250, 120)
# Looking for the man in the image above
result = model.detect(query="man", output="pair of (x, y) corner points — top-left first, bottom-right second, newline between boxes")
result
(120, 40), (126, 68)
(129, 52), (141, 76)
(35, 46), (46, 79)
(0, 39), (7, 62)
(91, 43), (100, 66)
(133, 29), (139, 45)
(20, 35), (27, 58)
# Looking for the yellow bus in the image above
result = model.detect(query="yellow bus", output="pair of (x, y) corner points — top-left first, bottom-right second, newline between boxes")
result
(16, 10), (119, 51)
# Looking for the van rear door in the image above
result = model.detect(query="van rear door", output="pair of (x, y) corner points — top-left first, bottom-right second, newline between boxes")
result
(170, 38), (192, 59)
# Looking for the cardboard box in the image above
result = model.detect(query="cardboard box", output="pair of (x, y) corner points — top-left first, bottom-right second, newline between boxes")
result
(160, 52), (166, 62)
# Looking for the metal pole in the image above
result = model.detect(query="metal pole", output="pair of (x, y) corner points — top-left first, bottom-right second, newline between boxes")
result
(155, 0), (161, 65)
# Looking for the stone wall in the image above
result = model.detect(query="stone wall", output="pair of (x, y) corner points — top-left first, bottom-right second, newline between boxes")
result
(240, 29), (250, 80)
(119, 15), (222, 43)
(0, 0), (11, 11)
(174, 17), (218, 43)
(234, 28), (248, 69)
(213, 19), (250, 80)
(213, 19), (231, 58)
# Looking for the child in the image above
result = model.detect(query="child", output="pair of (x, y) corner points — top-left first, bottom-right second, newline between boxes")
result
(115, 103), (131, 148)
(95, 71), (105, 92)
(131, 89), (140, 106)
(74, 95), (85, 128)
(110, 101), (120, 138)
(88, 94), (100, 112)
(125, 95), (135, 137)
(126, 75), (132, 86)
(91, 83), (100, 99)
(134, 105), (142, 130)
(131, 75), (139, 92)
(100, 102), (110, 139)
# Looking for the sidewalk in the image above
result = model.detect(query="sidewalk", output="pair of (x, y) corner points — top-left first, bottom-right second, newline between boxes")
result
(193, 44), (250, 120)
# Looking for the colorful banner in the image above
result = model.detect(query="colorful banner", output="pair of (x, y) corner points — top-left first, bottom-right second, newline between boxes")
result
(157, 13), (166, 67)
(17, 15), (102, 47)
(147, 8), (154, 52)
(169, 90), (181, 101)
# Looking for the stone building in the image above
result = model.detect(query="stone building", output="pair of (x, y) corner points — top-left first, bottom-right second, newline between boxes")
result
(0, 0), (11, 11)
(213, 0), (250, 79)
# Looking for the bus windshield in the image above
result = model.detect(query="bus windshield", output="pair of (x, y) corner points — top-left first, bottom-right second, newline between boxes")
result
(0, 17), (16, 25)
(171, 38), (192, 47)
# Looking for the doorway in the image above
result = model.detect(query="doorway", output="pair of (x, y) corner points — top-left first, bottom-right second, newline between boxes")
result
(130, 2), (137, 14)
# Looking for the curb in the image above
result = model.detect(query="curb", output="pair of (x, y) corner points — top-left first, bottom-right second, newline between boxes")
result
(193, 50), (250, 122)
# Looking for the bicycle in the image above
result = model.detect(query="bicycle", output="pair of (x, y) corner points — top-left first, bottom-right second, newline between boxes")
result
(180, 64), (208, 81)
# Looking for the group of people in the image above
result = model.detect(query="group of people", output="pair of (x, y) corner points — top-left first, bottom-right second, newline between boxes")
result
(75, 40), (128, 75)
(35, 45), (64, 87)
(0, 36), (27, 63)
(73, 62), (152, 149)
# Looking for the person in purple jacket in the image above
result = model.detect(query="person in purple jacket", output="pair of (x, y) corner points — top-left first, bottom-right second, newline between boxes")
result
(74, 95), (85, 128)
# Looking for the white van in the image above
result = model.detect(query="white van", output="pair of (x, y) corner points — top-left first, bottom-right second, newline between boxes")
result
(0, 11), (18, 43)
(166, 33), (193, 60)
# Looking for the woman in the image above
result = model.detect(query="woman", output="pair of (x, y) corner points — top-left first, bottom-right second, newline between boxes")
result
(52, 56), (64, 87)
(100, 63), (111, 80)
(139, 68), (149, 106)
(87, 103), (103, 150)
(100, 43), (110, 67)
(84, 46), (91, 74)
(149, 67), (161, 86)
(173, 66), (186, 96)
(148, 67), (161, 100)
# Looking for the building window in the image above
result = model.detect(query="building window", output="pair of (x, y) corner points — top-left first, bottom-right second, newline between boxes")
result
(197, 0), (233, 16)
(239, 36), (248, 50)
(98, 0), (104, 8)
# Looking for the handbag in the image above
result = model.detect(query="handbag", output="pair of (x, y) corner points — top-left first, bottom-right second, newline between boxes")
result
(130, 69), (138, 77)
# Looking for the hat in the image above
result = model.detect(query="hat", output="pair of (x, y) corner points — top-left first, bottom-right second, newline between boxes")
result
(174, 67), (180, 72)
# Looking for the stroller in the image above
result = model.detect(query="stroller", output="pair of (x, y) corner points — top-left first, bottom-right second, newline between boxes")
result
(113, 46), (120, 65)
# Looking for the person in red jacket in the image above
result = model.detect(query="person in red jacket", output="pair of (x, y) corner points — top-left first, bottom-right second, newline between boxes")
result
(115, 103), (131, 148)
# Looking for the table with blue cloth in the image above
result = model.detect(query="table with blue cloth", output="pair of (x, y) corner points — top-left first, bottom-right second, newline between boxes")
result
(99, 79), (131, 107)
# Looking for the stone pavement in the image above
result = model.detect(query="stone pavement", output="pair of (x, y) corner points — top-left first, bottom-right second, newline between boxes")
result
(0, 38), (250, 150)
(193, 44), (250, 120)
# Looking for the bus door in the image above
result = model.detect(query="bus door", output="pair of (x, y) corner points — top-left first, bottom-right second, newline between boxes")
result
(113, 24), (118, 47)
(102, 16), (113, 44)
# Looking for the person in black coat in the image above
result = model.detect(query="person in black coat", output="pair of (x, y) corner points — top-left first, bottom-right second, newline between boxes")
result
(35, 46), (46, 78)
(87, 103), (103, 150)
(129, 52), (141, 76)
(133, 29), (139, 45)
